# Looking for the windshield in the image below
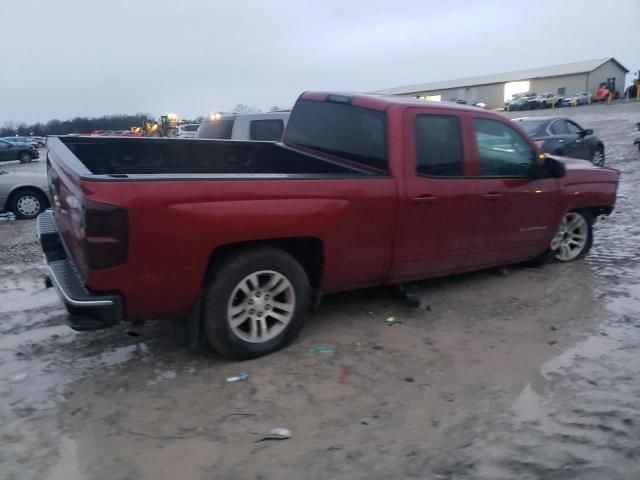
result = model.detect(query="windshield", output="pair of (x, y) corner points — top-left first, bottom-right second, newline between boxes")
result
(513, 119), (547, 136)
(284, 99), (388, 171)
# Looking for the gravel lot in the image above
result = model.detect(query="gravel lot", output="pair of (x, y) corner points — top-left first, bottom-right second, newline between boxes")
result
(1, 101), (640, 480)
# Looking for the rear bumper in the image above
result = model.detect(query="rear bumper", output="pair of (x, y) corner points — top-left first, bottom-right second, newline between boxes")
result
(37, 210), (123, 331)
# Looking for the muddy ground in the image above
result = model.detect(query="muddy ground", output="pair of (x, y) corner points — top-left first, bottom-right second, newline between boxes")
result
(1, 101), (640, 480)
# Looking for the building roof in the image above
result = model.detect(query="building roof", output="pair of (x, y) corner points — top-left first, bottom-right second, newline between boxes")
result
(374, 58), (629, 95)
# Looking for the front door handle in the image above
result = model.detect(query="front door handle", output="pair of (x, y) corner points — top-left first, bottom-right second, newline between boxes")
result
(411, 194), (438, 203)
(481, 192), (503, 200)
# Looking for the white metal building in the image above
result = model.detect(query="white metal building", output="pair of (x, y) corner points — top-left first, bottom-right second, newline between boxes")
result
(374, 58), (629, 109)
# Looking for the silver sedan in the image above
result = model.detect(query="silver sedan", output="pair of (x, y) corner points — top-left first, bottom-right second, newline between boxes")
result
(0, 170), (50, 219)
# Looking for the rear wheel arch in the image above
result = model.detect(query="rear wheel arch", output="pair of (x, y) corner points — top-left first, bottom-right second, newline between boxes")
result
(5, 186), (50, 210)
(204, 237), (324, 290)
(5, 187), (49, 219)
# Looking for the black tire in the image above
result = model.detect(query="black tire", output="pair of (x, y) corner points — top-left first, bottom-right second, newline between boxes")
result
(590, 146), (605, 166)
(8, 188), (47, 219)
(202, 247), (311, 360)
(526, 210), (594, 266)
(18, 151), (32, 163)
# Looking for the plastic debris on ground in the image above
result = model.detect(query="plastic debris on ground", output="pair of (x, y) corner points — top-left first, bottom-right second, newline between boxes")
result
(0, 212), (16, 222)
(385, 316), (401, 325)
(226, 372), (248, 382)
(309, 346), (334, 353)
(259, 428), (291, 441)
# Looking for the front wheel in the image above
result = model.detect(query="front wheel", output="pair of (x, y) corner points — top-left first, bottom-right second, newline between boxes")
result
(591, 146), (605, 166)
(18, 152), (32, 163)
(203, 247), (311, 360)
(550, 211), (593, 262)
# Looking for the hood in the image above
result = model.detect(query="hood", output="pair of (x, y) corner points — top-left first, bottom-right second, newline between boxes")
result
(547, 154), (619, 185)
(10, 142), (35, 148)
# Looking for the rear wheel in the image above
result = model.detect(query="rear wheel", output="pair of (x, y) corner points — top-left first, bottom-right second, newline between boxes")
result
(18, 152), (32, 163)
(8, 188), (47, 219)
(591, 146), (605, 166)
(203, 247), (311, 360)
(551, 211), (593, 262)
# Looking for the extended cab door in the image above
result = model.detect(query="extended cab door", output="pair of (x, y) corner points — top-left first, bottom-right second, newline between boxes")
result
(466, 116), (561, 266)
(390, 109), (478, 281)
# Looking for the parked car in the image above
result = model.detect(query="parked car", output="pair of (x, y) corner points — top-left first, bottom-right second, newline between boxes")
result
(2, 136), (39, 148)
(40, 92), (618, 359)
(536, 93), (563, 108)
(507, 95), (530, 111)
(512, 116), (605, 166)
(457, 100), (487, 108)
(0, 170), (50, 219)
(176, 123), (200, 138)
(561, 92), (591, 107)
(0, 139), (39, 163)
(197, 112), (289, 141)
(527, 93), (547, 110)
(30, 136), (47, 147)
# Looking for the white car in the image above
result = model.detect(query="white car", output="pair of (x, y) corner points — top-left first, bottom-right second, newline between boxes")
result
(176, 124), (200, 138)
(0, 170), (50, 219)
(197, 112), (290, 141)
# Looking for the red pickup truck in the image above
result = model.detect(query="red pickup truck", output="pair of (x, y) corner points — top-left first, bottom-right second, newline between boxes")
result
(39, 92), (619, 359)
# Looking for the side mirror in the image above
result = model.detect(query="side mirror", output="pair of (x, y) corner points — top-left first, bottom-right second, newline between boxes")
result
(544, 156), (566, 178)
(582, 128), (594, 136)
(530, 156), (565, 179)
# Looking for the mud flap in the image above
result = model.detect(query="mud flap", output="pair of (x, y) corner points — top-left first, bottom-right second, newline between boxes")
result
(186, 296), (204, 352)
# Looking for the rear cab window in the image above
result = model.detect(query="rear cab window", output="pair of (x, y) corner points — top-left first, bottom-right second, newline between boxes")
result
(284, 99), (388, 172)
(415, 115), (464, 177)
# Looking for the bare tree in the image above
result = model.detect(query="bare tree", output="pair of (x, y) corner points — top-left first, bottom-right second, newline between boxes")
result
(232, 104), (262, 115)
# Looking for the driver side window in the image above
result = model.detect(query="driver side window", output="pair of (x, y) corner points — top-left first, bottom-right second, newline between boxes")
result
(474, 118), (535, 177)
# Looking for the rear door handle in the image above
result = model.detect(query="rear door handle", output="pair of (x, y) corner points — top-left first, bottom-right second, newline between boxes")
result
(411, 194), (439, 203)
(481, 192), (503, 200)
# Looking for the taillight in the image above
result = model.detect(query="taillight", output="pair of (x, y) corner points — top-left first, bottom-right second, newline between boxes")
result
(83, 199), (128, 269)
(534, 140), (545, 149)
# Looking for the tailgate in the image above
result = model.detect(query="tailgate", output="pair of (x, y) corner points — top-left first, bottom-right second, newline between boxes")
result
(46, 137), (92, 278)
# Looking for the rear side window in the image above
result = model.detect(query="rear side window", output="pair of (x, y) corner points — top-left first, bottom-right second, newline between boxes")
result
(549, 120), (570, 135)
(196, 118), (235, 139)
(415, 115), (464, 177)
(284, 99), (388, 171)
(249, 119), (284, 141)
(181, 124), (199, 132)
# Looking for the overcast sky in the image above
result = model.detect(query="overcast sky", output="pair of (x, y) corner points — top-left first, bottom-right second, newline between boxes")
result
(2, 0), (638, 124)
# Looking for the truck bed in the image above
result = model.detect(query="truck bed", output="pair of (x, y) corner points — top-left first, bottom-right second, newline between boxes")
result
(52, 136), (371, 177)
